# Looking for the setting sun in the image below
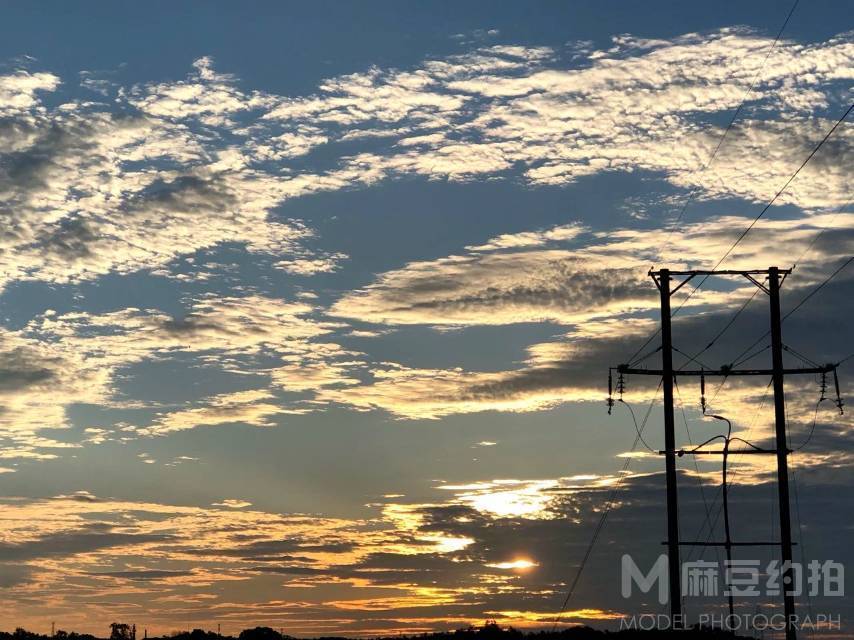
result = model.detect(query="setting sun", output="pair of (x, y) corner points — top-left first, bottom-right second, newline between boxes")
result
(486, 559), (539, 571)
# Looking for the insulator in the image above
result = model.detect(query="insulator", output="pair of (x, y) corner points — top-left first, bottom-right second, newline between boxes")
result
(834, 368), (844, 415)
(819, 371), (828, 402)
(607, 370), (614, 415)
(617, 372), (626, 400)
(700, 372), (707, 414)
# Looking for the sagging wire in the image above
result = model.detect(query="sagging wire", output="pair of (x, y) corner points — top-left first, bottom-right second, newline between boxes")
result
(608, 369), (656, 453)
(792, 368), (844, 451)
(629, 344), (662, 367)
(552, 379), (663, 631)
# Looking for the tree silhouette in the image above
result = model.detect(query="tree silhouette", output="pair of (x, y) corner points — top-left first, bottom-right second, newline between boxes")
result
(237, 628), (285, 640)
(109, 624), (135, 640)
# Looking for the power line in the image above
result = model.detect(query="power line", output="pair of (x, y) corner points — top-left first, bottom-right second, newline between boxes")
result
(791, 199), (852, 272)
(730, 256), (854, 366)
(627, 0), (804, 366)
(626, 104), (852, 368)
(656, 0), (801, 264)
(682, 379), (774, 565)
(674, 382), (721, 570)
(552, 380), (662, 630)
(782, 255), (854, 321)
(689, 286), (764, 363)
(618, 397), (657, 454)
(791, 397), (825, 451)
(671, 102), (854, 318)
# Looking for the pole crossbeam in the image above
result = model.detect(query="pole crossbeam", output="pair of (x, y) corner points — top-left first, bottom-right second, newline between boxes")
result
(616, 365), (835, 377)
(649, 268), (791, 298)
(657, 449), (780, 456)
(649, 269), (793, 276)
(672, 541), (793, 547)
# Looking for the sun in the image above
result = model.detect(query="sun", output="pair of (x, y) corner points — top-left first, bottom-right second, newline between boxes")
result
(486, 558), (539, 571)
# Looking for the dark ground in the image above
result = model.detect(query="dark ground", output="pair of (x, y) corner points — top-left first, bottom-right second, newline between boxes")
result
(1, 622), (751, 640)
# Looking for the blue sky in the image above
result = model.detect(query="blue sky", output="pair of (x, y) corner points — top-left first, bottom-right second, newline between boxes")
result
(0, 1), (851, 636)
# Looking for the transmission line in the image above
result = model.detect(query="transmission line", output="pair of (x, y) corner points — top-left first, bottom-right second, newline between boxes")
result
(626, 103), (852, 367)
(730, 256), (854, 366)
(551, 380), (662, 630)
(655, 0), (801, 264)
(671, 102), (854, 317)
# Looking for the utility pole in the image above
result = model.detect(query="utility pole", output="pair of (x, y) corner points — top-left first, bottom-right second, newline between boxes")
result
(611, 266), (845, 638)
(769, 267), (797, 640)
(659, 268), (682, 627)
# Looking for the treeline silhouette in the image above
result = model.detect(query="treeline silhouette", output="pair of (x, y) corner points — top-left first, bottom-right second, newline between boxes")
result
(0, 622), (749, 640)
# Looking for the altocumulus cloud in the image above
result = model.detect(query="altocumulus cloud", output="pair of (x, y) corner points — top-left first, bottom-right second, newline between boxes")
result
(1, 29), (852, 289)
(0, 28), (851, 461)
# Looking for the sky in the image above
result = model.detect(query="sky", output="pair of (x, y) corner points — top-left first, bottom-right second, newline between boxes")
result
(0, 0), (852, 636)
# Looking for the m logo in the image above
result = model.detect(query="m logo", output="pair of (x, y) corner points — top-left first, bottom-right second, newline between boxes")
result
(622, 554), (668, 604)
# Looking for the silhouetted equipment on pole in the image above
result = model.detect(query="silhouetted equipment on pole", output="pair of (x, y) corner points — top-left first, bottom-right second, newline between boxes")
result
(609, 266), (846, 640)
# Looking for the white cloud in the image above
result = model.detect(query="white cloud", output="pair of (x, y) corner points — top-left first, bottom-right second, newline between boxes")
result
(0, 71), (60, 115)
(331, 212), (854, 328)
(1, 33), (851, 291)
(0, 295), (353, 446)
(142, 389), (283, 436)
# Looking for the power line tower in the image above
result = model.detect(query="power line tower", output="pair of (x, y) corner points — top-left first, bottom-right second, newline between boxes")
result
(611, 266), (843, 640)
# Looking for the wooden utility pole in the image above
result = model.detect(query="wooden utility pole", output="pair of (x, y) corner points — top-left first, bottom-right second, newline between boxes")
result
(768, 266), (797, 640)
(658, 268), (683, 626)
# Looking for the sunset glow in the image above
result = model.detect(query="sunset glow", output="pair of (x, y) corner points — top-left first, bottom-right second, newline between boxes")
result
(0, 2), (851, 636)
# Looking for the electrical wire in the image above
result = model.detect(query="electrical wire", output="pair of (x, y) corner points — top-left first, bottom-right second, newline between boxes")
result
(783, 343), (820, 368)
(791, 398), (825, 451)
(625, 106), (851, 370)
(675, 382), (722, 570)
(790, 454), (815, 640)
(786, 394), (815, 638)
(673, 345), (713, 371)
(682, 379), (774, 565)
(791, 199), (852, 272)
(655, 0), (802, 266)
(630, 344), (662, 367)
(618, 397), (658, 454)
(730, 256), (854, 366)
(552, 380), (662, 630)
(670, 102), (854, 319)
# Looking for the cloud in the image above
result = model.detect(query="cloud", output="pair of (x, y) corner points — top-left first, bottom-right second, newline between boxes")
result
(258, 30), (852, 207)
(0, 70), (60, 115)
(0, 294), (352, 448)
(465, 223), (585, 252)
(211, 499), (253, 509)
(332, 213), (854, 328)
(3, 456), (849, 636)
(0, 67), (317, 289)
(127, 56), (274, 125)
(140, 390), (284, 436)
(322, 222), (854, 420)
(1, 32), (851, 291)
(274, 252), (348, 275)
